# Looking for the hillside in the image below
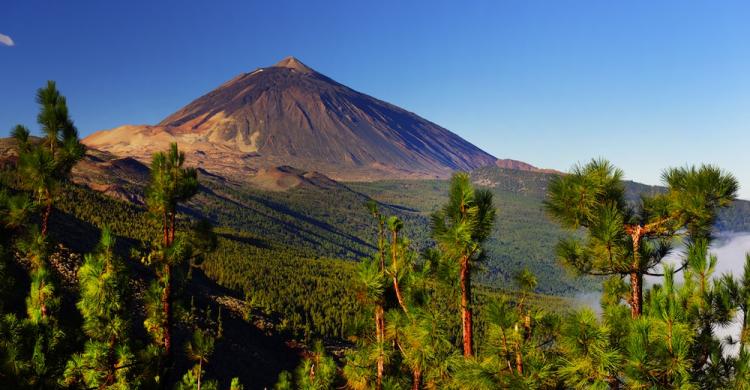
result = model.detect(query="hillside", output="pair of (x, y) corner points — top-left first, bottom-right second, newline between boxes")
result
(4, 178), (569, 387)
(6, 135), (750, 295)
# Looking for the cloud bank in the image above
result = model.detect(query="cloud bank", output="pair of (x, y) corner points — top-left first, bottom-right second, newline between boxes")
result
(0, 33), (15, 47)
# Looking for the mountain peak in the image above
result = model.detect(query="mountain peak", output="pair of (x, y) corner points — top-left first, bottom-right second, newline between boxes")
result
(273, 56), (315, 74)
(84, 57), (499, 181)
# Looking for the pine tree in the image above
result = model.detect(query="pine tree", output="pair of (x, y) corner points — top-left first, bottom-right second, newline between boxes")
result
(146, 143), (199, 249)
(364, 200), (388, 390)
(461, 272), (560, 389)
(176, 365), (218, 390)
(352, 256), (387, 390)
(63, 228), (138, 389)
(0, 189), (36, 386)
(19, 231), (57, 324)
(726, 254), (750, 356)
(0, 189), (33, 307)
(514, 268), (537, 345)
(431, 172), (496, 357)
(556, 309), (621, 389)
(386, 225), (454, 389)
(546, 159), (737, 317)
(1, 114), (72, 388)
(294, 341), (337, 390)
(681, 240), (738, 387)
(0, 188), (34, 237)
(386, 216), (408, 313)
(143, 142), (198, 362)
(386, 307), (452, 389)
(185, 329), (215, 390)
(274, 371), (293, 390)
(342, 347), (375, 390)
(6, 84), (84, 381)
(275, 342), (337, 390)
(12, 81), (85, 237)
(13, 230), (65, 387)
(230, 377), (244, 390)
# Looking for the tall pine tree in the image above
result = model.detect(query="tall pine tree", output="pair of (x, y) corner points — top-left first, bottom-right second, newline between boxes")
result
(63, 228), (138, 388)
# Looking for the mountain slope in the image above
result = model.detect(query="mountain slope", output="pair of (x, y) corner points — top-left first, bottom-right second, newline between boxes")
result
(84, 57), (498, 181)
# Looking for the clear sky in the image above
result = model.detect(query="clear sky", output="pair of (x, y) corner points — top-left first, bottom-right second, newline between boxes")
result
(1, 1), (749, 198)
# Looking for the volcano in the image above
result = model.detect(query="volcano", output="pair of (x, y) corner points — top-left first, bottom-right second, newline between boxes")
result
(84, 57), (499, 180)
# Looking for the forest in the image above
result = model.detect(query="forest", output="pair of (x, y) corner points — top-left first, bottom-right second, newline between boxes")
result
(3, 82), (750, 390)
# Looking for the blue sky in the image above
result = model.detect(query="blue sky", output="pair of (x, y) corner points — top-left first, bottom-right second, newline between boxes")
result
(1, 1), (749, 198)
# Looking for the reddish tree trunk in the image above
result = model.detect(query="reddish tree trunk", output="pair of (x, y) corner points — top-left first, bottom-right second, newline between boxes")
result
(163, 212), (169, 247)
(515, 347), (523, 375)
(197, 359), (202, 390)
(630, 271), (642, 318)
(41, 200), (52, 237)
(391, 230), (408, 312)
(742, 312), (749, 352)
(412, 368), (422, 390)
(524, 312), (532, 341)
(375, 304), (385, 390)
(393, 278), (408, 313)
(162, 264), (172, 355)
(501, 331), (513, 372)
(105, 333), (117, 387)
(169, 212), (176, 245)
(627, 226), (645, 318)
(375, 218), (385, 390)
(630, 228), (643, 318)
(460, 255), (473, 357)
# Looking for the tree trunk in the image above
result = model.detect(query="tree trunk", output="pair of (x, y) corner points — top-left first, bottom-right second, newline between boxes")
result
(41, 198), (52, 238)
(375, 304), (385, 390)
(412, 368), (422, 390)
(162, 264), (172, 355)
(607, 375), (620, 389)
(629, 227), (643, 318)
(163, 212), (169, 247)
(524, 312), (531, 341)
(373, 216), (389, 388)
(742, 310), (748, 352)
(197, 359), (202, 390)
(105, 334), (117, 387)
(393, 277), (408, 313)
(39, 278), (48, 320)
(460, 255), (473, 357)
(630, 270), (642, 318)
(515, 346), (523, 375)
(500, 329), (513, 372)
(391, 230), (408, 313)
(374, 216), (385, 390)
(169, 212), (176, 245)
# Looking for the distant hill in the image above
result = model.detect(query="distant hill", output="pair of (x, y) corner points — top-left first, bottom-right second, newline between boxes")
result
(83, 56), (501, 181)
(495, 159), (561, 174)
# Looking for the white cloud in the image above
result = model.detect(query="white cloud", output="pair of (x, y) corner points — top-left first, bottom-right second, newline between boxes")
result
(0, 33), (15, 47)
